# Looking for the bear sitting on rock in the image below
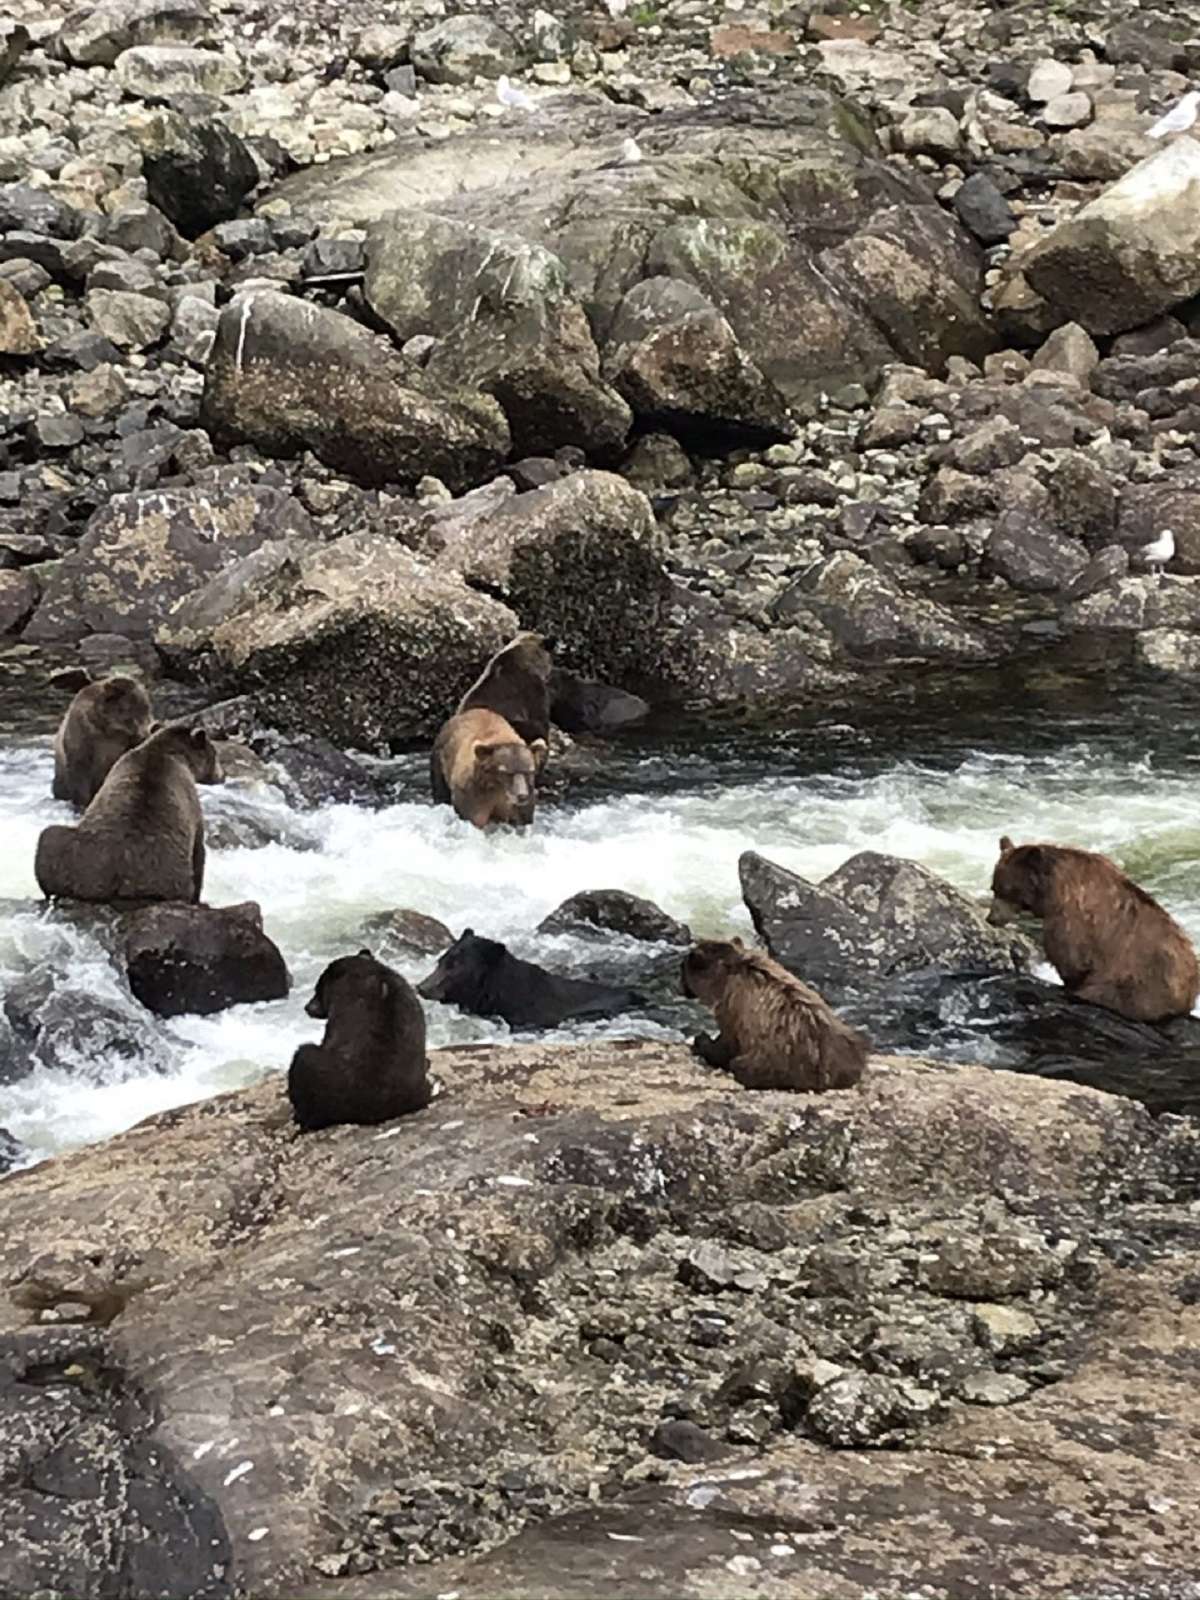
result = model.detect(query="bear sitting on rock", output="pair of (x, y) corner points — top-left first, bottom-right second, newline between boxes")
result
(988, 835), (1200, 1023)
(52, 674), (155, 810)
(681, 936), (868, 1092)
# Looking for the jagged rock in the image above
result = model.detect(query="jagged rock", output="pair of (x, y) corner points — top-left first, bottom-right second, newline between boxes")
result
(201, 291), (510, 492)
(0, 184), (80, 239)
(56, 0), (211, 66)
(804, 1373), (933, 1448)
(410, 15), (519, 83)
(0, 570), (38, 634)
(985, 473), (1089, 594)
(1065, 576), (1200, 634)
(24, 484), (313, 645)
(0, 280), (40, 355)
(364, 216), (630, 458)
(808, 551), (994, 662)
(952, 172), (1015, 245)
(131, 108), (258, 237)
(85, 288), (171, 351)
(1013, 140), (1200, 336)
(739, 848), (1034, 992)
(1031, 322), (1100, 382)
(123, 902), (290, 1018)
(538, 891), (690, 946)
(1119, 481), (1200, 574)
(113, 43), (247, 97)
(156, 534), (519, 746)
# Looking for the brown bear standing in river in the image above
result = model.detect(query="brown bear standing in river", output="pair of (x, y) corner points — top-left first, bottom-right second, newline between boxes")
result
(35, 725), (220, 904)
(52, 675), (154, 809)
(430, 708), (548, 828)
(288, 950), (430, 1131)
(988, 835), (1200, 1023)
(681, 937), (868, 1091)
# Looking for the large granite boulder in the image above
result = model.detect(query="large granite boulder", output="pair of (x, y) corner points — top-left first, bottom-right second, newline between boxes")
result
(739, 848), (1035, 992)
(1, 1042), (1198, 1598)
(23, 484), (313, 645)
(200, 291), (510, 492)
(156, 533), (519, 746)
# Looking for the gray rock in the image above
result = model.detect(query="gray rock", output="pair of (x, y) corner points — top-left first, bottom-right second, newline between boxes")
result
(113, 43), (247, 97)
(948, 416), (1024, 475)
(0, 280), (40, 355)
(1042, 92), (1091, 130)
(1119, 482), (1200, 574)
(894, 107), (960, 161)
(1065, 576), (1200, 633)
(0, 1125), (24, 1173)
(1027, 59), (1073, 103)
(156, 533), (519, 746)
(0, 570), (38, 634)
(0, 184), (79, 239)
(3, 971), (170, 1083)
(1062, 545), (1129, 602)
(1031, 322), (1100, 382)
(24, 484), (313, 644)
(986, 506), (1089, 594)
(739, 847), (1033, 991)
(364, 215), (630, 458)
(124, 902), (290, 1018)
(133, 108), (258, 237)
(410, 15), (520, 84)
(1045, 450), (1117, 548)
(85, 289), (170, 351)
(805, 1373), (927, 1448)
(538, 891), (690, 946)
(57, 0), (211, 66)
(808, 551), (994, 662)
(201, 290), (510, 493)
(1135, 628), (1200, 677)
(360, 908), (454, 958)
(952, 172), (1015, 245)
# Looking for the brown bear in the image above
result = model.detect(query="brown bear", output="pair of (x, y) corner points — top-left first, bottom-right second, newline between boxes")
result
(288, 949), (430, 1131)
(52, 675), (155, 810)
(681, 937), (868, 1092)
(988, 835), (1200, 1023)
(35, 725), (220, 905)
(458, 631), (552, 746)
(430, 708), (548, 828)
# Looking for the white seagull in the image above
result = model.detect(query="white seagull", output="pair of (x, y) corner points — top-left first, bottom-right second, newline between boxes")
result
(1148, 91), (1200, 139)
(496, 74), (535, 111)
(1140, 527), (1175, 581)
(618, 135), (643, 165)
(605, 0), (629, 14)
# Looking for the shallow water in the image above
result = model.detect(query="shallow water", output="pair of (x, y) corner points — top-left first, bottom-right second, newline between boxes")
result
(2, 692), (1199, 1163)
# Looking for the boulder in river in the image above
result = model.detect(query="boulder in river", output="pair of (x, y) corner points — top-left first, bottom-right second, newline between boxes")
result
(123, 902), (290, 1018)
(1, 1041), (1198, 1596)
(157, 533), (520, 746)
(538, 890), (691, 946)
(0, 1125), (25, 1172)
(2, 969), (171, 1083)
(740, 848), (1035, 993)
(201, 290), (511, 492)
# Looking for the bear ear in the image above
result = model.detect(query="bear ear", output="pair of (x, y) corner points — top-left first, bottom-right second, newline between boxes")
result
(460, 927), (474, 940)
(358, 947), (373, 960)
(999, 835), (1014, 854)
(189, 727), (209, 748)
(473, 741), (501, 763)
(731, 935), (746, 950)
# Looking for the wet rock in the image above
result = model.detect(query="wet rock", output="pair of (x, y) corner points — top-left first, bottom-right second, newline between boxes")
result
(740, 848), (1033, 993)
(124, 902), (290, 1018)
(2, 971), (170, 1083)
(0, 280), (40, 355)
(133, 109), (258, 238)
(114, 43), (247, 98)
(361, 908), (454, 958)
(158, 534), (518, 746)
(808, 552), (993, 663)
(410, 15), (519, 84)
(548, 670), (649, 734)
(539, 891), (690, 947)
(364, 216), (630, 458)
(25, 484), (313, 645)
(1013, 140), (1200, 336)
(201, 291), (510, 493)
(56, 0), (211, 66)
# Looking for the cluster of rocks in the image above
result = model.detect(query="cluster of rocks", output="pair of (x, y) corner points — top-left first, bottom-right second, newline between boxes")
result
(6, 0), (1200, 730)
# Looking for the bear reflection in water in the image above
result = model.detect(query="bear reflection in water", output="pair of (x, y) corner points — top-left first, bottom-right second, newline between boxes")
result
(989, 835), (1200, 1024)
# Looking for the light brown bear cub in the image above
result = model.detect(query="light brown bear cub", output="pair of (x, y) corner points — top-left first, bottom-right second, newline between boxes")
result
(35, 725), (220, 904)
(53, 675), (155, 809)
(989, 835), (1200, 1023)
(431, 708), (548, 828)
(682, 937), (868, 1092)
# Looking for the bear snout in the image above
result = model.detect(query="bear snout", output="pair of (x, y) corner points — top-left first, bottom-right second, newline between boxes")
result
(305, 995), (325, 1018)
(986, 896), (1020, 927)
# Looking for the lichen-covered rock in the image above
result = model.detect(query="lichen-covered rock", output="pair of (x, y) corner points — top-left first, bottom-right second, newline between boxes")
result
(23, 484), (313, 645)
(807, 551), (995, 662)
(739, 848), (1035, 991)
(123, 902), (290, 1018)
(201, 291), (510, 493)
(156, 533), (519, 746)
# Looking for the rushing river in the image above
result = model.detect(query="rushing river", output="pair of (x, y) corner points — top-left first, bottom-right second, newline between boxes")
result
(2, 688), (1200, 1164)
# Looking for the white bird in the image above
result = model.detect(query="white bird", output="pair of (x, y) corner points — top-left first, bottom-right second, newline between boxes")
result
(1140, 527), (1175, 582)
(618, 136), (643, 165)
(605, 0), (628, 15)
(1148, 91), (1200, 139)
(496, 74), (535, 112)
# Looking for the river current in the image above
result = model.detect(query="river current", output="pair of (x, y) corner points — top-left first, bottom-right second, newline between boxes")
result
(2, 691), (1199, 1164)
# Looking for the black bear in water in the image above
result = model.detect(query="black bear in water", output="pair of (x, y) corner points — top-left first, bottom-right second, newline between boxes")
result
(288, 950), (430, 1131)
(35, 725), (220, 904)
(429, 708), (547, 828)
(417, 929), (642, 1029)
(681, 937), (867, 1092)
(52, 675), (155, 809)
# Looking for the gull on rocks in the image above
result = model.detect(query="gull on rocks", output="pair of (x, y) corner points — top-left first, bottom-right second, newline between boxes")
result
(1140, 528), (1175, 581)
(496, 75), (535, 111)
(619, 136), (643, 165)
(605, 0), (628, 14)
(1148, 91), (1200, 139)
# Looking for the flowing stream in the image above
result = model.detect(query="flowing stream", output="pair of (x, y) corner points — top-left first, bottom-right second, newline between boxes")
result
(2, 689), (1199, 1165)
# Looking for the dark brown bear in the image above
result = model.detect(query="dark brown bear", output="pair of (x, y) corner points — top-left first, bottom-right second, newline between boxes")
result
(35, 725), (220, 905)
(52, 675), (154, 809)
(988, 835), (1200, 1023)
(288, 950), (430, 1131)
(430, 708), (547, 828)
(458, 632), (552, 746)
(681, 937), (868, 1091)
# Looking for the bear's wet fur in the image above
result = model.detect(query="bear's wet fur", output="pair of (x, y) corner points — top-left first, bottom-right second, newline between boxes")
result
(417, 929), (642, 1028)
(35, 725), (220, 905)
(52, 675), (155, 810)
(430, 708), (547, 828)
(288, 949), (430, 1131)
(988, 835), (1200, 1023)
(458, 632), (552, 747)
(681, 937), (868, 1091)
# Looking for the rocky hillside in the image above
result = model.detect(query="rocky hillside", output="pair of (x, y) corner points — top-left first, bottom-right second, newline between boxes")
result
(6, 0), (1200, 731)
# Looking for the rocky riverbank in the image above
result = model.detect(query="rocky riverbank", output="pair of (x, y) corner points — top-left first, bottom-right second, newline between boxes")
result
(3, 1041), (1200, 1599)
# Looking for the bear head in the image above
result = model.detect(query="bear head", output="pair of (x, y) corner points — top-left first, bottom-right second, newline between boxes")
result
(474, 736), (546, 816)
(416, 929), (504, 1007)
(306, 949), (390, 1018)
(681, 937), (747, 1004)
(988, 835), (1051, 924)
(94, 675), (154, 738)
